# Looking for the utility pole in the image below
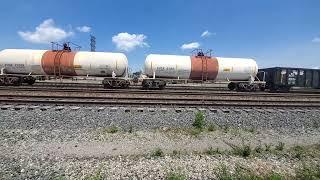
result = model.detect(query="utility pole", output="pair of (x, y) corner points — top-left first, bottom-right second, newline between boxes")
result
(90, 34), (96, 52)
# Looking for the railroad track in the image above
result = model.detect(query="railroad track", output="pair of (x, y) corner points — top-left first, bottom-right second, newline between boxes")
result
(1, 86), (320, 98)
(31, 82), (229, 91)
(1, 94), (320, 108)
(32, 81), (320, 93)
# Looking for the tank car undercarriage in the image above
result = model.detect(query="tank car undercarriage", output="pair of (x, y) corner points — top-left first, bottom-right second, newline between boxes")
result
(0, 75), (36, 86)
(142, 79), (167, 89)
(102, 78), (130, 89)
(228, 82), (265, 92)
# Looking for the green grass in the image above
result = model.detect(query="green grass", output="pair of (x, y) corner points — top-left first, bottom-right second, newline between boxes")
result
(207, 123), (217, 132)
(85, 169), (103, 180)
(215, 164), (284, 180)
(189, 128), (202, 136)
(166, 172), (186, 180)
(205, 147), (222, 155)
(104, 126), (119, 134)
(254, 144), (263, 154)
(292, 145), (305, 159)
(225, 142), (252, 158)
(275, 142), (285, 151)
(247, 127), (256, 133)
(172, 150), (181, 156)
(152, 148), (164, 157)
(53, 176), (67, 180)
(295, 163), (320, 180)
(222, 125), (229, 133)
(264, 143), (272, 152)
(192, 111), (206, 129)
(128, 126), (133, 133)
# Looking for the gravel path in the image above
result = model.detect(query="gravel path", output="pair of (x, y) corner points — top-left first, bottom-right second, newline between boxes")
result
(0, 106), (319, 179)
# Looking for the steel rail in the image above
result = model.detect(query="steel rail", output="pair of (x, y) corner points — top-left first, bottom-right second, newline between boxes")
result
(0, 94), (320, 103)
(1, 96), (320, 108)
(1, 87), (320, 98)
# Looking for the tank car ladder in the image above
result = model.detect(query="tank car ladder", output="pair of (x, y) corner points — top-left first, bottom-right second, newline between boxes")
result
(201, 56), (209, 82)
(53, 50), (65, 79)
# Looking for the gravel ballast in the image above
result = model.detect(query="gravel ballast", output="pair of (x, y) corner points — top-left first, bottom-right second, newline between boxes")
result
(0, 106), (319, 179)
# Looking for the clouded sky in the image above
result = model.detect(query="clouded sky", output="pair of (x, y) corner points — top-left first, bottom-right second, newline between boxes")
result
(0, 0), (320, 71)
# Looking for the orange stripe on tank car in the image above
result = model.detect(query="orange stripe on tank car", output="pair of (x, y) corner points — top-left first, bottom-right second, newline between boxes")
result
(41, 51), (77, 76)
(189, 56), (219, 80)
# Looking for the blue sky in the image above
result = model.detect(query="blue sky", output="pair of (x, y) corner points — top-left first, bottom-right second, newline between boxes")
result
(0, 0), (320, 71)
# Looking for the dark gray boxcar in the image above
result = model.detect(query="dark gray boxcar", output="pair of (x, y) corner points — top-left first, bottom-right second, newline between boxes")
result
(258, 67), (320, 91)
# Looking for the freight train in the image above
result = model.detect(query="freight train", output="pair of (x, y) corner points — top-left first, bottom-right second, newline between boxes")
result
(0, 47), (130, 88)
(0, 48), (265, 91)
(142, 53), (265, 91)
(258, 67), (320, 92)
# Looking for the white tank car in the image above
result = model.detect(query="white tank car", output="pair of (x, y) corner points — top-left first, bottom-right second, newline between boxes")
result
(145, 54), (258, 81)
(0, 49), (128, 77)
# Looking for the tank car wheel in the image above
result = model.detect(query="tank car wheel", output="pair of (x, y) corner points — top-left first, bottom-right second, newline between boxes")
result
(0, 77), (5, 86)
(11, 77), (22, 86)
(260, 87), (266, 91)
(104, 84), (112, 89)
(27, 78), (36, 85)
(228, 82), (236, 91)
(121, 83), (129, 89)
(158, 85), (164, 90)
(249, 84), (256, 92)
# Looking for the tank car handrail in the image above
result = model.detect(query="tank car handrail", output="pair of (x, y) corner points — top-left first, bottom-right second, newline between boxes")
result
(0, 68), (5, 75)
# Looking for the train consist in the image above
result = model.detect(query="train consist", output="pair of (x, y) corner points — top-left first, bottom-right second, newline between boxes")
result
(0, 47), (265, 91)
(1, 46), (318, 92)
(258, 67), (320, 92)
(143, 53), (263, 91)
(0, 47), (130, 88)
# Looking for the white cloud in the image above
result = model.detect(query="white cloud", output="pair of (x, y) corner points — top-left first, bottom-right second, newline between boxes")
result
(201, 30), (212, 37)
(181, 42), (200, 50)
(112, 32), (149, 52)
(312, 37), (320, 43)
(18, 19), (73, 44)
(76, 26), (91, 33)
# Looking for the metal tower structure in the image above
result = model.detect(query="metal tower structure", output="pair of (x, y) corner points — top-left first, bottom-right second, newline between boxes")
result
(90, 35), (96, 52)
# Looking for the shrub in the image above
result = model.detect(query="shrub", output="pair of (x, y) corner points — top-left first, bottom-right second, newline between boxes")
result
(208, 123), (217, 132)
(223, 125), (229, 133)
(189, 127), (202, 136)
(128, 126), (133, 133)
(85, 169), (103, 180)
(215, 164), (233, 180)
(205, 147), (222, 155)
(152, 148), (164, 157)
(254, 144), (263, 154)
(232, 144), (251, 157)
(105, 126), (119, 134)
(292, 145), (305, 160)
(225, 142), (251, 158)
(296, 163), (320, 179)
(265, 143), (272, 152)
(53, 176), (67, 180)
(172, 150), (180, 156)
(275, 142), (285, 151)
(247, 127), (256, 133)
(166, 172), (186, 180)
(237, 144), (251, 157)
(215, 164), (284, 180)
(192, 111), (206, 129)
